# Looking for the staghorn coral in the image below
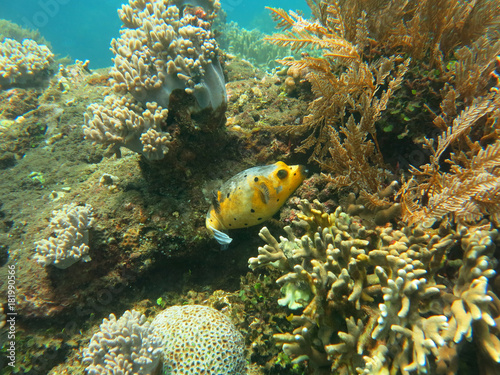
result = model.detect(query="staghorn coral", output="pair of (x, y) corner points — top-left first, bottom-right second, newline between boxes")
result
(249, 199), (500, 374)
(82, 309), (163, 375)
(82, 305), (246, 374)
(83, 0), (226, 160)
(0, 38), (54, 89)
(33, 203), (94, 269)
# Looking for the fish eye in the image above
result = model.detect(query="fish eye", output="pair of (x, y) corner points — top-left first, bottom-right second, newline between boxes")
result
(277, 169), (288, 179)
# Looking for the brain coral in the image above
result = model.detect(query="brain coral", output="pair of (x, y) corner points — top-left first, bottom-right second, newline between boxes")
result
(152, 305), (246, 374)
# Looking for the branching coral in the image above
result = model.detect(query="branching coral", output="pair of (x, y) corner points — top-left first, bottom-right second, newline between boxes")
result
(111, 0), (225, 110)
(84, 95), (171, 159)
(33, 203), (94, 269)
(250, 199), (500, 374)
(0, 38), (54, 88)
(83, 0), (226, 160)
(83, 309), (163, 374)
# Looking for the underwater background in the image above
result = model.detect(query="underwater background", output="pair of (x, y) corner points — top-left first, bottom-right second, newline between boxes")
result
(1, 0), (500, 374)
(1, 0), (308, 68)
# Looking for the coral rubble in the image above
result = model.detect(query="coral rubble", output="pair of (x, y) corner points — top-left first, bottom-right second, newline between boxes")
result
(0, 38), (54, 89)
(83, 0), (226, 160)
(33, 203), (94, 269)
(250, 199), (500, 374)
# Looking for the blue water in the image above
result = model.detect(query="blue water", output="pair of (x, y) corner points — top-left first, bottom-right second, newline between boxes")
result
(1, 0), (308, 68)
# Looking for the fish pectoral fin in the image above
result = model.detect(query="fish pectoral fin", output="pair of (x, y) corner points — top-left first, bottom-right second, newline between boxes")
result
(258, 182), (270, 204)
(209, 226), (233, 248)
(211, 190), (221, 214)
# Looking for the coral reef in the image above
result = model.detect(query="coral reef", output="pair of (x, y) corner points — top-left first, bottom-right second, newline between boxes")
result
(33, 203), (94, 269)
(153, 304), (246, 374)
(111, 0), (225, 110)
(82, 305), (246, 374)
(83, 0), (226, 160)
(83, 309), (162, 374)
(264, 1), (500, 212)
(216, 21), (294, 70)
(84, 95), (172, 159)
(0, 19), (51, 48)
(250, 199), (500, 374)
(0, 38), (54, 89)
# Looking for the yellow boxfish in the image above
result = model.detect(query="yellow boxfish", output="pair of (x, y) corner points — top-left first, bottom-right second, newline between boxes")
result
(206, 161), (307, 246)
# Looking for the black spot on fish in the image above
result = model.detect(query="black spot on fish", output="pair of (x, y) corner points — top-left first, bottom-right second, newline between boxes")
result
(227, 193), (230, 198)
(277, 198), (280, 202)
(229, 224), (232, 226)
(244, 223), (248, 226)
(234, 218), (237, 221)
(254, 177), (259, 182)
(251, 208), (255, 213)
(258, 218), (262, 220)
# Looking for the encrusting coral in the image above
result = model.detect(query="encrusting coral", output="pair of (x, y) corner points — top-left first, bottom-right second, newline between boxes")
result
(82, 305), (246, 374)
(33, 203), (94, 269)
(83, 0), (226, 160)
(0, 38), (54, 89)
(249, 199), (500, 374)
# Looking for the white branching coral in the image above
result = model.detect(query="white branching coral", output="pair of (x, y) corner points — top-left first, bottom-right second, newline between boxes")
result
(250, 199), (500, 374)
(111, 0), (225, 110)
(83, 310), (163, 375)
(83, 95), (171, 159)
(0, 38), (54, 88)
(83, 0), (226, 160)
(33, 203), (94, 269)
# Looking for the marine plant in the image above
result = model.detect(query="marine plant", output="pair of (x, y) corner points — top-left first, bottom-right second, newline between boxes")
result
(399, 89), (500, 226)
(264, 0), (500, 201)
(0, 19), (52, 50)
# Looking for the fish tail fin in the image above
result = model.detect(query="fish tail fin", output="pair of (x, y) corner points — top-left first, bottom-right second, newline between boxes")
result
(209, 226), (233, 249)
